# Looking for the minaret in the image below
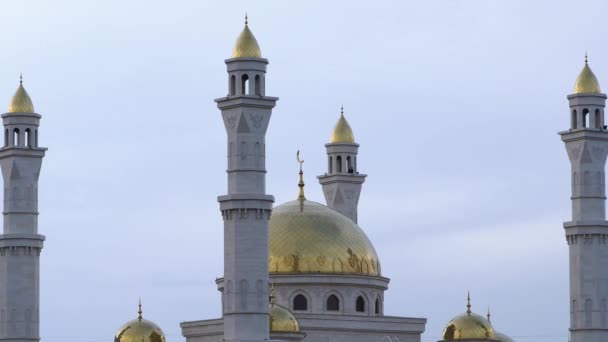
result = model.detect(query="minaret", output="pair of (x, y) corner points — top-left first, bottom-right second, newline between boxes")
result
(0, 76), (46, 341)
(318, 107), (366, 222)
(561, 55), (608, 342)
(216, 17), (277, 342)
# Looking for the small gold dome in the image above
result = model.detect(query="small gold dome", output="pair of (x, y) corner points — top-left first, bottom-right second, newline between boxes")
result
(574, 57), (601, 94)
(232, 16), (262, 58)
(270, 303), (300, 333)
(494, 331), (514, 342)
(442, 313), (496, 340)
(8, 77), (35, 113)
(115, 302), (166, 342)
(269, 199), (380, 276)
(330, 110), (355, 144)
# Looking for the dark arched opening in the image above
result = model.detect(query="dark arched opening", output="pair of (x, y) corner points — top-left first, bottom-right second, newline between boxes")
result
(336, 156), (342, 173)
(375, 298), (380, 314)
(230, 75), (236, 96)
(356, 296), (365, 312)
(255, 75), (261, 95)
(293, 294), (308, 311)
(241, 74), (249, 95)
(327, 295), (339, 311)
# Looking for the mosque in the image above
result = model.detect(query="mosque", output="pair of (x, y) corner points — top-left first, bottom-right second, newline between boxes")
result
(0, 17), (605, 342)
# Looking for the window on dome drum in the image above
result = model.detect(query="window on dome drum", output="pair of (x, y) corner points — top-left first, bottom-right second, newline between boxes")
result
(241, 74), (249, 95)
(25, 129), (31, 147)
(230, 75), (236, 96)
(572, 110), (578, 129)
(356, 296), (365, 312)
(293, 294), (307, 311)
(255, 75), (261, 95)
(375, 298), (380, 314)
(347, 156), (353, 173)
(327, 295), (340, 311)
(336, 156), (342, 173)
(583, 108), (590, 128)
(13, 128), (19, 147)
(596, 109), (602, 128)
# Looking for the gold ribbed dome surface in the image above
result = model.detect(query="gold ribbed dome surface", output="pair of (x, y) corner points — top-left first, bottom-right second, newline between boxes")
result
(442, 312), (496, 340)
(494, 331), (514, 342)
(114, 318), (166, 342)
(330, 112), (355, 143)
(574, 59), (601, 94)
(269, 199), (380, 276)
(8, 79), (34, 113)
(232, 18), (262, 58)
(270, 303), (300, 333)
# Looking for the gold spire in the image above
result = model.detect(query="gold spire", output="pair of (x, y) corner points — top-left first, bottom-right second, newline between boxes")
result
(296, 150), (305, 200)
(487, 306), (491, 322)
(231, 14), (262, 58)
(574, 53), (602, 94)
(8, 74), (35, 113)
(138, 298), (143, 321)
(466, 292), (472, 315)
(330, 106), (355, 143)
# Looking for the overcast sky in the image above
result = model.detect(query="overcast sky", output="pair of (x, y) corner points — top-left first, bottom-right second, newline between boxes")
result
(1, 0), (606, 341)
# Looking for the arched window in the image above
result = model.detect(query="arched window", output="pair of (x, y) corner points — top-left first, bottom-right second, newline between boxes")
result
(293, 294), (308, 311)
(572, 110), (578, 129)
(596, 109), (602, 129)
(375, 298), (380, 314)
(25, 128), (31, 147)
(255, 75), (261, 95)
(347, 156), (353, 173)
(241, 74), (249, 95)
(230, 75), (236, 96)
(4, 129), (7, 147)
(327, 295), (340, 311)
(336, 156), (342, 173)
(13, 128), (20, 147)
(356, 296), (365, 312)
(583, 108), (590, 128)
(328, 156), (333, 173)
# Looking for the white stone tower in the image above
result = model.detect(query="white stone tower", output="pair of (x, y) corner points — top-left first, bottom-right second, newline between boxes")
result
(216, 17), (277, 342)
(0, 77), (46, 341)
(318, 108), (366, 223)
(561, 55), (608, 342)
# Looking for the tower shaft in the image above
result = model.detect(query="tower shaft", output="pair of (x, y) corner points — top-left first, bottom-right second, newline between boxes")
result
(561, 92), (608, 342)
(217, 57), (277, 342)
(0, 111), (46, 342)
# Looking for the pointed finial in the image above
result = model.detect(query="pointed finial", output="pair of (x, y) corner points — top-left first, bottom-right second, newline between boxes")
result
(585, 51), (588, 64)
(296, 150), (306, 200)
(341, 105), (344, 116)
(487, 305), (491, 322)
(269, 283), (276, 304)
(245, 13), (248, 25)
(19, 73), (23, 86)
(138, 298), (143, 321)
(466, 291), (472, 315)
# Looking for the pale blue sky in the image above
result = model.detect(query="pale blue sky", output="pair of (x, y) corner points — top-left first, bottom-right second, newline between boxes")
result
(0, 0), (606, 341)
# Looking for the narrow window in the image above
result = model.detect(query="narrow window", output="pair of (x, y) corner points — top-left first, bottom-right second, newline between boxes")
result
(255, 75), (261, 95)
(347, 156), (353, 173)
(25, 128), (31, 147)
(583, 108), (590, 128)
(336, 156), (342, 173)
(35, 130), (38, 147)
(13, 128), (20, 147)
(293, 294), (308, 311)
(585, 299), (592, 327)
(572, 110), (578, 129)
(375, 298), (380, 314)
(241, 74), (249, 95)
(596, 109), (602, 129)
(4, 129), (7, 147)
(230, 75), (236, 96)
(328, 156), (333, 173)
(327, 295), (339, 311)
(356, 296), (365, 312)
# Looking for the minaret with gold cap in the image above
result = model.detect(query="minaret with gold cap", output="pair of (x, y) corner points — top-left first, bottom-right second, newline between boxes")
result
(560, 55), (608, 342)
(318, 107), (366, 223)
(215, 16), (277, 342)
(0, 76), (46, 341)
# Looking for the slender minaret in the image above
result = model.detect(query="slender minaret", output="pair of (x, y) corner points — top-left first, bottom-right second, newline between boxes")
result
(318, 107), (366, 222)
(561, 55), (608, 342)
(216, 17), (277, 342)
(0, 76), (46, 341)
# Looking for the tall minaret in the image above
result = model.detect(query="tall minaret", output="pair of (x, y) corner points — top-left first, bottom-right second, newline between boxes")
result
(561, 55), (608, 342)
(216, 17), (277, 342)
(318, 107), (366, 222)
(0, 76), (46, 341)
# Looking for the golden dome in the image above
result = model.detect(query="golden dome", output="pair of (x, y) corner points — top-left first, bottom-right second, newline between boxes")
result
(8, 77), (34, 113)
(231, 16), (262, 58)
(330, 110), (355, 144)
(270, 303), (300, 333)
(574, 56), (601, 94)
(494, 331), (514, 342)
(442, 294), (496, 341)
(269, 199), (380, 276)
(115, 302), (166, 342)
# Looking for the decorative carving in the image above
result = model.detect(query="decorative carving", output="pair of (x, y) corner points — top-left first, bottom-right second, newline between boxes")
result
(316, 256), (327, 266)
(250, 113), (264, 129)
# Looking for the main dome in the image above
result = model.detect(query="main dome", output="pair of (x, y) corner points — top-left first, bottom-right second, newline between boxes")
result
(269, 199), (380, 276)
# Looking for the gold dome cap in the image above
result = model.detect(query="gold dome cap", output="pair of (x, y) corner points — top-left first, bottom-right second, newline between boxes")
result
(115, 301), (166, 342)
(8, 75), (35, 113)
(574, 54), (601, 94)
(442, 294), (496, 341)
(232, 15), (262, 58)
(494, 331), (514, 342)
(269, 199), (380, 275)
(330, 107), (355, 144)
(270, 301), (300, 332)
